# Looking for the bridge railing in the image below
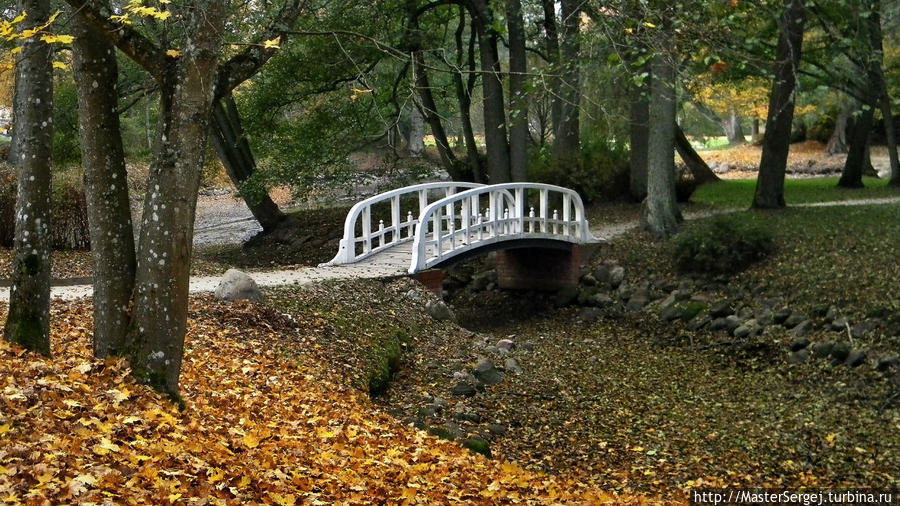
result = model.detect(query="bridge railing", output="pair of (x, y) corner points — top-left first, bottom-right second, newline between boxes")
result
(322, 181), (483, 266)
(409, 183), (597, 273)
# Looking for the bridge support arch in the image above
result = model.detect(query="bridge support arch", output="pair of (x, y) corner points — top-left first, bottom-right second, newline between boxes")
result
(494, 244), (593, 292)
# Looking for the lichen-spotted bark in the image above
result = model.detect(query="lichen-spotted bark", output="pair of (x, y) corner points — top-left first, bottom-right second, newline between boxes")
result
(3, 0), (54, 356)
(71, 7), (136, 358)
(124, 0), (228, 396)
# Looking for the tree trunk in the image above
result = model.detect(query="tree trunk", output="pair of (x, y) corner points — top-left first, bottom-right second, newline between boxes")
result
(469, 0), (510, 182)
(452, 7), (483, 182)
(125, 0), (227, 396)
(722, 108), (746, 145)
(553, 0), (580, 164)
(4, 0), (53, 356)
(751, 118), (761, 143)
(209, 93), (285, 231)
(506, 0), (528, 181)
(407, 105), (425, 157)
(884, 100), (900, 186)
(71, 7), (137, 358)
(412, 53), (459, 174)
(675, 124), (720, 184)
(644, 53), (681, 239)
(839, 104), (873, 188)
(629, 76), (650, 201)
(6, 75), (19, 165)
(541, 0), (561, 138)
(826, 99), (852, 154)
(753, 0), (806, 209)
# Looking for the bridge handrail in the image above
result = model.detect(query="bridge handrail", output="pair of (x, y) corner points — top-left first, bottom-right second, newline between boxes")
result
(321, 181), (483, 266)
(409, 182), (598, 273)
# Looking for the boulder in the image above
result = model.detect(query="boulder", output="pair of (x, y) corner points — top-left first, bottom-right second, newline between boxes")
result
(504, 357), (523, 375)
(214, 269), (262, 302)
(425, 300), (456, 322)
(552, 286), (579, 307)
(830, 317), (849, 332)
(625, 294), (649, 312)
(773, 307), (792, 325)
(830, 342), (852, 362)
(577, 307), (603, 322)
(789, 349), (810, 364)
(791, 320), (813, 337)
(709, 301), (733, 318)
(783, 312), (808, 329)
(474, 358), (503, 385)
(609, 266), (626, 288)
(812, 341), (834, 358)
(451, 382), (476, 397)
(844, 350), (867, 368)
(790, 337), (811, 352)
(851, 319), (881, 340)
(876, 354), (899, 372)
(497, 339), (515, 352)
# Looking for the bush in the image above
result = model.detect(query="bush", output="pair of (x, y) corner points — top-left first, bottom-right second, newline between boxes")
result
(528, 137), (630, 204)
(0, 168), (91, 250)
(671, 213), (775, 276)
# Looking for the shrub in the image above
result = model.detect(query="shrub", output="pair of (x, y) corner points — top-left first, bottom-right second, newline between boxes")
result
(671, 213), (774, 276)
(0, 168), (91, 250)
(528, 137), (630, 204)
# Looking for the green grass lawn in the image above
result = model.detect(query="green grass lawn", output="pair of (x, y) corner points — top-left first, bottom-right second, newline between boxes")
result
(692, 177), (899, 208)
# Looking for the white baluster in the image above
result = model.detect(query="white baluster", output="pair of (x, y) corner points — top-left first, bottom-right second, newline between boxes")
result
(407, 211), (414, 237)
(552, 209), (559, 234)
(528, 206), (535, 233)
(477, 213), (484, 241)
(378, 220), (385, 247)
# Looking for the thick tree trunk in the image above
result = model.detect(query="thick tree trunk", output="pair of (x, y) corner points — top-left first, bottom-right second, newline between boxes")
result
(506, 0), (528, 181)
(722, 108), (746, 145)
(125, 0), (227, 396)
(6, 76), (19, 165)
(541, 0), (561, 138)
(469, 0), (510, 182)
(839, 104), (873, 188)
(644, 53), (681, 239)
(751, 118), (761, 143)
(210, 93), (285, 231)
(72, 8), (137, 358)
(629, 76), (650, 201)
(553, 0), (580, 164)
(407, 105), (425, 157)
(4, 0), (53, 356)
(826, 99), (852, 154)
(753, 0), (806, 209)
(675, 124), (720, 184)
(884, 100), (900, 186)
(453, 8), (483, 182)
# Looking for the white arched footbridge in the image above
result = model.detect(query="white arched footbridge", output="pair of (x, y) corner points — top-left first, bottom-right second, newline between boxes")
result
(321, 182), (601, 278)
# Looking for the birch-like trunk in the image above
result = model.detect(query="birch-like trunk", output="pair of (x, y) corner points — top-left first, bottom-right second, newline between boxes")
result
(72, 7), (137, 358)
(125, 0), (227, 396)
(4, 0), (53, 355)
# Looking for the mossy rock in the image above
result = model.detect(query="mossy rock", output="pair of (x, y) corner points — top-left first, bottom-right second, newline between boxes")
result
(461, 438), (492, 458)
(364, 329), (410, 397)
(428, 426), (456, 441)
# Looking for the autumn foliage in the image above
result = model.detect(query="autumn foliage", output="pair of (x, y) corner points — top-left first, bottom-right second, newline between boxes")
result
(0, 297), (646, 504)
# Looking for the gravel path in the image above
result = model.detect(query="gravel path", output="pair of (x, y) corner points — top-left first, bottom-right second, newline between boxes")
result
(2, 195), (898, 301)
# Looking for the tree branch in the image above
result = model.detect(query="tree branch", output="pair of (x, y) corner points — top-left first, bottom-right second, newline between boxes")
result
(64, 0), (167, 78)
(214, 0), (308, 98)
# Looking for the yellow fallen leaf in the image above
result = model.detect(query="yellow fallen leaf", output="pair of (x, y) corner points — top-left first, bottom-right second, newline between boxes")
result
(263, 37), (280, 49)
(166, 49), (181, 58)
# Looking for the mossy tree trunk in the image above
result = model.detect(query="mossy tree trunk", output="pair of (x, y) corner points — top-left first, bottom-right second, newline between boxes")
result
(4, 0), (54, 356)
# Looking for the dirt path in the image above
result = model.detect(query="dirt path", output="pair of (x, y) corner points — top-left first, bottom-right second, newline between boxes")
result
(2, 196), (898, 301)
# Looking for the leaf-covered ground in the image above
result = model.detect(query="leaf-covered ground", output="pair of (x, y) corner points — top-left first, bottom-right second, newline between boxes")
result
(0, 296), (633, 504)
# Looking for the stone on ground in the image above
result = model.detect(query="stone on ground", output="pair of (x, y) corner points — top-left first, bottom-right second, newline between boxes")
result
(214, 269), (262, 302)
